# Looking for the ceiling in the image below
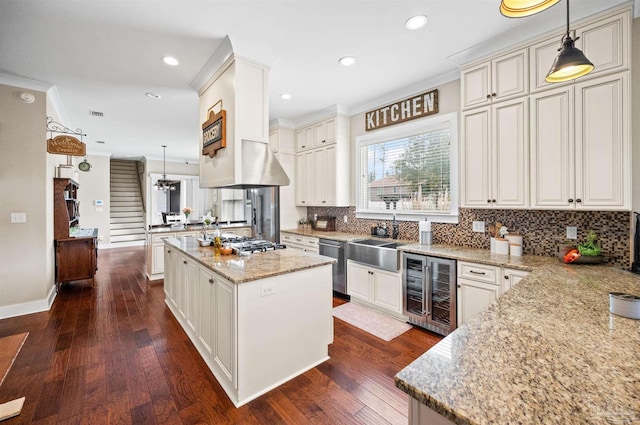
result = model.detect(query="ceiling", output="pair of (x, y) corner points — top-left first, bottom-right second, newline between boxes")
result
(0, 0), (635, 162)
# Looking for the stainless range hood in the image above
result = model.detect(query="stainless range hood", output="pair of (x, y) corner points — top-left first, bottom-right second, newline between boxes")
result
(222, 139), (290, 189)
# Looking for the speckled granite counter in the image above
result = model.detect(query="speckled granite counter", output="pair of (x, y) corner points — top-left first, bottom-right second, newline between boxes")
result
(395, 245), (640, 424)
(165, 237), (336, 283)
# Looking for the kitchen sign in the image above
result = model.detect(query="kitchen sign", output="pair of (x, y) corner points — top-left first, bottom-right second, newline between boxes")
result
(202, 109), (226, 158)
(47, 135), (86, 156)
(365, 89), (438, 131)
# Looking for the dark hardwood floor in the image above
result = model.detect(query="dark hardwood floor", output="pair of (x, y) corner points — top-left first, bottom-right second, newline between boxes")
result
(0, 246), (441, 424)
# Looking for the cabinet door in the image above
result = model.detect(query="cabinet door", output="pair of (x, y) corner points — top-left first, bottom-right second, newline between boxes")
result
(492, 98), (528, 207)
(461, 107), (491, 207)
(530, 86), (574, 208)
(457, 279), (500, 326)
(164, 246), (177, 307)
(153, 244), (167, 276)
(324, 145), (337, 206)
(502, 268), (530, 293)
(176, 253), (188, 320)
(576, 11), (629, 79)
(314, 147), (328, 205)
(295, 153), (307, 206)
(314, 122), (327, 146)
(295, 130), (308, 151)
(530, 34), (570, 93)
(303, 150), (316, 205)
(197, 266), (214, 356)
(304, 126), (315, 149)
(324, 118), (336, 144)
(491, 48), (528, 101)
(372, 269), (402, 314)
(461, 62), (491, 109)
(347, 261), (372, 302)
(214, 277), (235, 384)
(575, 73), (629, 210)
(185, 260), (198, 334)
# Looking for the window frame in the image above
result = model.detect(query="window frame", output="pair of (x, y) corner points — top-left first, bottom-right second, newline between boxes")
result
(354, 112), (459, 223)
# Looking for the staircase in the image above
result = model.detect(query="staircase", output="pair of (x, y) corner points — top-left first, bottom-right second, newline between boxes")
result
(110, 160), (146, 245)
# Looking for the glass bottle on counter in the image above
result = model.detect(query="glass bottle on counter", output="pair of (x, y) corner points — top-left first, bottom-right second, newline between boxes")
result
(213, 224), (222, 261)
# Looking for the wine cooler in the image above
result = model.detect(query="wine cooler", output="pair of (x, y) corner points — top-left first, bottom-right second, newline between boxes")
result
(402, 252), (457, 336)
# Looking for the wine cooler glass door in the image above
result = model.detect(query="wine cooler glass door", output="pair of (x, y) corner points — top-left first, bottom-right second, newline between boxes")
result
(426, 257), (456, 329)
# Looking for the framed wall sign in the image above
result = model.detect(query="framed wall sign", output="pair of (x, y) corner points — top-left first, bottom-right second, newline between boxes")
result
(46, 135), (86, 156)
(202, 108), (226, 158)
(365, 89), (439, 131)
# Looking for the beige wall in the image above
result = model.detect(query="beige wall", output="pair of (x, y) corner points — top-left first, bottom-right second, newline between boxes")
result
(348, 78), (461, 205)
(77, 154), (112, 245)
(0, 84), (52, 316)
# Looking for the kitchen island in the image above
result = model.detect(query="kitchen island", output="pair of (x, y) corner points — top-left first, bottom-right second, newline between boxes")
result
(395, 244), (640, 425)
(163, 237), (335, 407)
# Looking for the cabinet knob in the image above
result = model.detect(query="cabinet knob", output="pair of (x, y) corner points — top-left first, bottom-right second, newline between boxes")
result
(486, 94), (491, 99)
(322, 140), (326, 143)
(301, 145), (306, 148)
(183, 260), (187, 264)
(322, 201), (326, 204)
(576, 199), (582, 203)
(504, 275), (509, 279)
(209, 278), (214, 284)
(492, 199), (496, 203)
(167, 250), (171, 253)
(491, 93), (497, 97)
(568, 199), (574, 203)
(457, 285), (461, 288)
(487, 199), (491, 203)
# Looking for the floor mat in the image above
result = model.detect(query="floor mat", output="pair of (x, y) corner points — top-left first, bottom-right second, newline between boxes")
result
(333, 303), (412, 341)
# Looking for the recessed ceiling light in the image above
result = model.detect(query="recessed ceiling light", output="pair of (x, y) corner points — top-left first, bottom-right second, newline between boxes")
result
(339, 56), (356, 66)
(162, 56), (179, 66)
(280, 93), (292, 100)
(405, 15), (428, 30)
(146, 92), (161, 99)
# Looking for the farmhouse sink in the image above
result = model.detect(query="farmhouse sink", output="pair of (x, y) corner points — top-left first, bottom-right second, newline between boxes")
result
(346, 239), (406, 271)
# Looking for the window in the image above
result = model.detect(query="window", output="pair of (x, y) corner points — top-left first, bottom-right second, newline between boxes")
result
(355, 113), (458, 222)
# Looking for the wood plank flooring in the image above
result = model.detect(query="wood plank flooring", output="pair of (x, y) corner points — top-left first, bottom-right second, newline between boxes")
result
(0, 246), (441, 424)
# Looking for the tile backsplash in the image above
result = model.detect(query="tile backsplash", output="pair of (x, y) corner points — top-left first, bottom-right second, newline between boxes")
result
(307, 207), (632, 267)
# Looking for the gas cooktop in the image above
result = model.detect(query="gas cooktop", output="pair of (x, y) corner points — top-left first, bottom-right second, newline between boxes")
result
(224, 238), (286, 255)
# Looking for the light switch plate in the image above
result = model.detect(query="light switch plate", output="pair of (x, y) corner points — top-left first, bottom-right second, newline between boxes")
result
(10, 212), (26, 223)
(472, 221), (485, 232)
(566, 226), (577, 239)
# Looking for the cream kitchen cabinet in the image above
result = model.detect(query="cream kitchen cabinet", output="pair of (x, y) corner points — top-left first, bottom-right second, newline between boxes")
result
(222, 226), (252, 238)
(280, 232), (319, 254)
(461, 97), (528, 208)
(461, 48), (528, 110)
(530, 73), (629, 210)
(147, 231), (197, 280)
(295, 150), (315, 206)
(295, 118), (336, 151)
(220, 189), (244, 201)
(347, 260), (403, 317)
(529, 8), (630, 93)
(457, 261), (530, 326)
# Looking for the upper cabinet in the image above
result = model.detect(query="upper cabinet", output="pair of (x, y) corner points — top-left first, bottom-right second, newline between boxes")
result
(529, 8), (630, 93)
(531, 73), (629, 210)
(461, 48), (528, 110)
(295, 114), (350, 207)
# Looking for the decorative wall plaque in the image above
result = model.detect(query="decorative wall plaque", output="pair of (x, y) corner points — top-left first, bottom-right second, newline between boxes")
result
(365, 89), (439, 131)
(202, 109), (227, 158)
(46, 135), (86, 156)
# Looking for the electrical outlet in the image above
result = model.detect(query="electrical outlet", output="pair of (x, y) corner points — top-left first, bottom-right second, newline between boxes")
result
(260, 285), (274, 297)
(10, 212), (26, 223)
(566, 226), (577, 239)
(343, 215), (348, 223)
(472, 221), (485, 232)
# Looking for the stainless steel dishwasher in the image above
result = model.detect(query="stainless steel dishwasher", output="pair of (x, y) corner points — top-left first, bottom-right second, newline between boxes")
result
(318, 238), (347, 296)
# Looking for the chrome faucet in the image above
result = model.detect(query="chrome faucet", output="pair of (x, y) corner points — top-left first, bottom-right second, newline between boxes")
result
(392, 213), (399, 239)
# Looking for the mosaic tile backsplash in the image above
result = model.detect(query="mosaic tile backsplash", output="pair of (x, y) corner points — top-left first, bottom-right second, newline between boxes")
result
(307, 207), (632, 267)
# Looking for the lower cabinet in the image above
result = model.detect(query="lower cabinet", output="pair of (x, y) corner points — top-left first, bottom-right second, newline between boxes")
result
(457, 261), (530, 326)
(280, 233), (319, 253)
(55, 235), (98, 290)
(347, 260), (402, 316)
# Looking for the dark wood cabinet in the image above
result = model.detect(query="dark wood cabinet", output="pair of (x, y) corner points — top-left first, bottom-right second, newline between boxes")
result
(53, 178), (98, 290)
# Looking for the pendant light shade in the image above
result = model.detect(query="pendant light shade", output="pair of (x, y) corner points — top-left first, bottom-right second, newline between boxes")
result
(154, 145), (177, 191)
(500, 0), (560, 18)
(545, 35), (594, 82)
(544, 0), (594, 83)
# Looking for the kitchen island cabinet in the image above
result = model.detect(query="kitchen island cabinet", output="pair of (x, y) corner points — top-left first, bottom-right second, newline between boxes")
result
(395, 244), (640, 425)
(163, 237), (334, 407)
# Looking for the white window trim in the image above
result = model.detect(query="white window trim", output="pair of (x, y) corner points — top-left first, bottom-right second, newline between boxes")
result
(354, 112), (459, 224)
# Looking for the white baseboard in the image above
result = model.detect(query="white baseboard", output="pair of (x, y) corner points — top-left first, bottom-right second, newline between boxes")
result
(0, 284), (57, 320)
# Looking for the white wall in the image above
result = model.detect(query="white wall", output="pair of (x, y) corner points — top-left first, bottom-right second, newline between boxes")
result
(0, 84), (53, 317)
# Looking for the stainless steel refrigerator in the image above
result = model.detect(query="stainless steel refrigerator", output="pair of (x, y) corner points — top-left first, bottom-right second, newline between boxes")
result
(245, 187), (280, 242)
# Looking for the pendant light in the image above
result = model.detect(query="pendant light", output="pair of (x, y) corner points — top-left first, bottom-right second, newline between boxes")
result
(545, 0), (594, 83)
(154, 145), (177, 191)
(499, 0), (560, 18)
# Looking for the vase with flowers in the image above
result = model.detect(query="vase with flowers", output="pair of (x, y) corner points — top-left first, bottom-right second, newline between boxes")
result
(182, 207), (192, 223)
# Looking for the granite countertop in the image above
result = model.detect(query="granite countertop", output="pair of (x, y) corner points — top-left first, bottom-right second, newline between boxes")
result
(395, 249), (640, 424)
(148, 222), (250, 234)
(165, 237), (336, 284)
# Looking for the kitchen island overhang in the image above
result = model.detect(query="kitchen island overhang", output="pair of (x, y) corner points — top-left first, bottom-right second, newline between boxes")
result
(163, 237), (335, 407)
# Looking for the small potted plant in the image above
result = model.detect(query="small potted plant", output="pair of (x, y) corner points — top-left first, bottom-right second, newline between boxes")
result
(298, 217), (308, 229)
